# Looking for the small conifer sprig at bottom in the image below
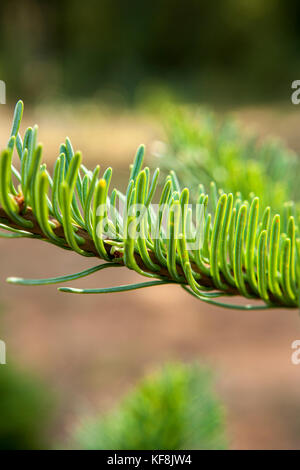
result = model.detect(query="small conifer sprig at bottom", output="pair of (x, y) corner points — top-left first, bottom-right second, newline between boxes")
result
(0, 101), (299, 310)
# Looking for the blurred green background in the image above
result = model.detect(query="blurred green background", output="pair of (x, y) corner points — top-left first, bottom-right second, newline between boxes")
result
(1, 0), (300, 105)
(1, 0), (300, 451)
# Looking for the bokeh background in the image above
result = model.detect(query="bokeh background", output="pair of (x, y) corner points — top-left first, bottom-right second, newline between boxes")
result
(1, 0), (300, 449)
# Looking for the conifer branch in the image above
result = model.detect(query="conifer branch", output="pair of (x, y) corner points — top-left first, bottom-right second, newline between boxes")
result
(1, 101), (299, 310)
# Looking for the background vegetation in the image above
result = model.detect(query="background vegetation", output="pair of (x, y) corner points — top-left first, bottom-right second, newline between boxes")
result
(1, 0), (300, 105)
(73, 363), (227, 450)
(156, 106), (300, 210)
(0, 364), (54, 449)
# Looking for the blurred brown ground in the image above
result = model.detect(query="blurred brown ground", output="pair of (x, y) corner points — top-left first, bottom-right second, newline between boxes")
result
(1, 104), (300, 450)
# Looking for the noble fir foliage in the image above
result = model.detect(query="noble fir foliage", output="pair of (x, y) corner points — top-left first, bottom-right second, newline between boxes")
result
(0, 101), (300, 310)
(73, 363), (227, 450)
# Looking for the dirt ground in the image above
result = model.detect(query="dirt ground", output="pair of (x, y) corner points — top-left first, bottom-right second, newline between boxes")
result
(1, 103), (300, 449)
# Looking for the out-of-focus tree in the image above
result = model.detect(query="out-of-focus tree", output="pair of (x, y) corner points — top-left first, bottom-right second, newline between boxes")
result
(73, 363), (227, 450)
(0, 365), (54, 449)
(0, 0), (299, 104)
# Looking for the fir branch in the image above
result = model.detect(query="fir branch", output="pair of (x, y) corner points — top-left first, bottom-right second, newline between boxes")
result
(0, 101), (299, 310)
